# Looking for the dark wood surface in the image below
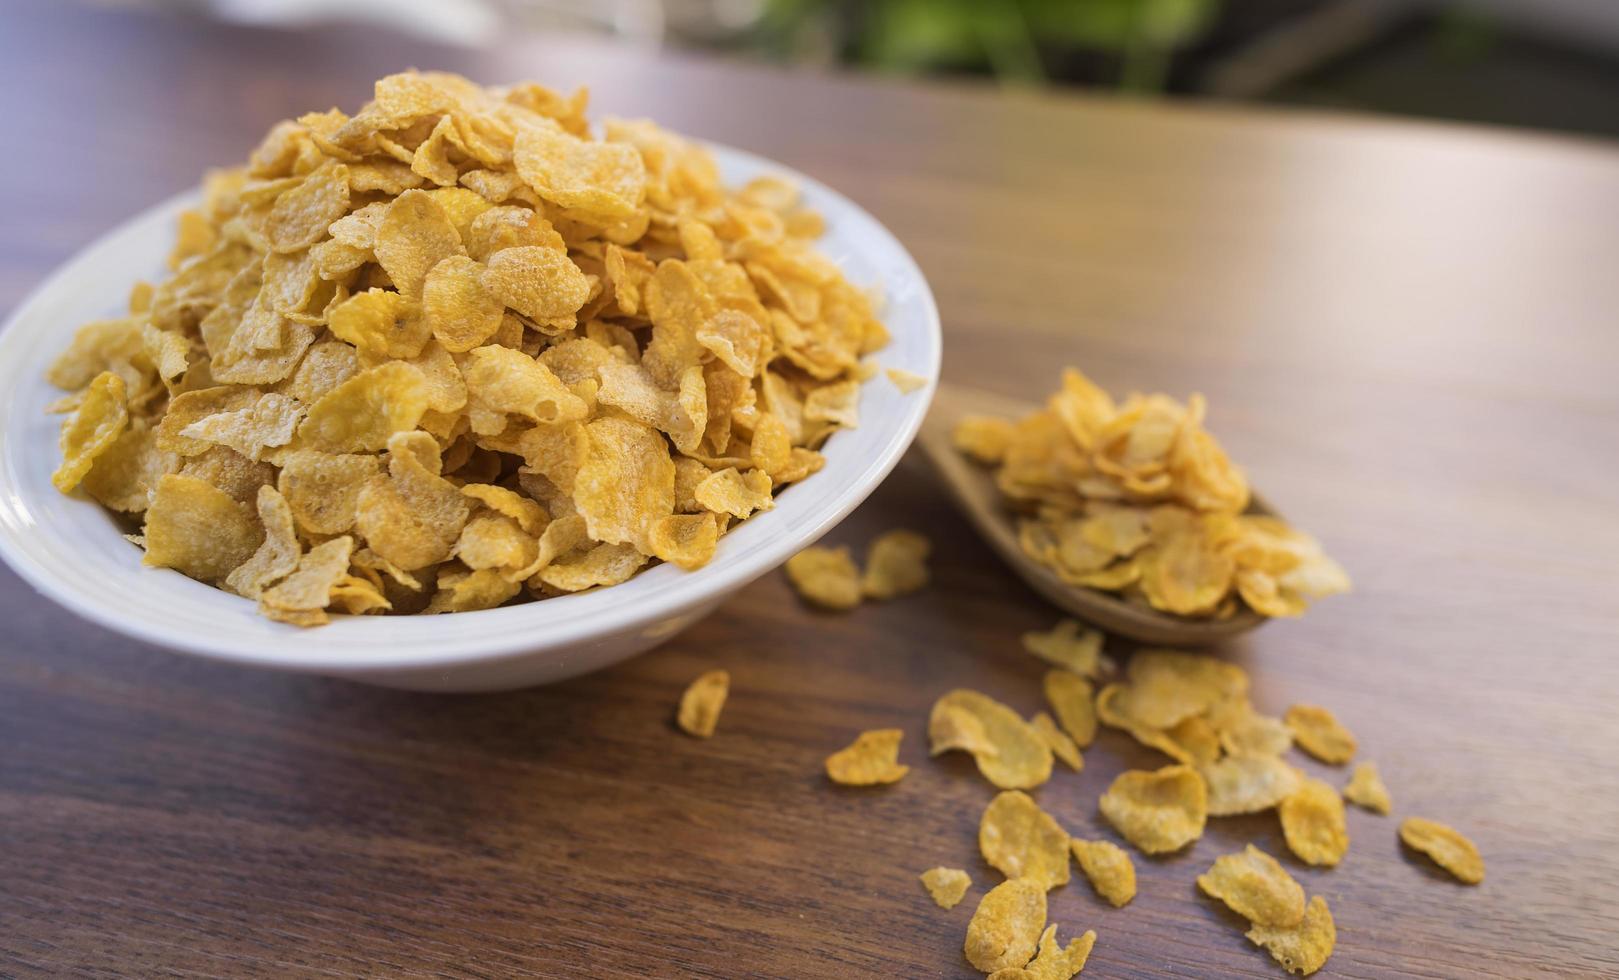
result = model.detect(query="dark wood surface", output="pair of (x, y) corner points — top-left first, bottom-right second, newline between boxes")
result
(4, 2), (1618, 977)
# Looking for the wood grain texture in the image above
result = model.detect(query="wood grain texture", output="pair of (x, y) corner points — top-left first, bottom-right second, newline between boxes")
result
(3, 2), (1618, 977)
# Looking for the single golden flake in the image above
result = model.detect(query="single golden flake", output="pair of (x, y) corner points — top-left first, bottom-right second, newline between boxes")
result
(1197, 845), (1306, 928)
(1246, 895), (1336, 976)
(1285, 704), (1358, 764)
(929, 690), (1053, 791)
(1279, 778), (1349, 867)
(1343, 762), (1392, 815)
(676, 668), (729, 738)
(919, 867), (971, 910)
(1098, 764), (1207, 854)
(825, 729), (909, 786)
(979, 791), (1071, 890)
(1399, 817), (1484, 884)
(1069, 839), (1135, 907)
(964, 878), (1047, 974)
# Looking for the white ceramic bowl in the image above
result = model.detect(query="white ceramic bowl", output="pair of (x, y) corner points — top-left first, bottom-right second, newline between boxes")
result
(0, 144), (940, 691)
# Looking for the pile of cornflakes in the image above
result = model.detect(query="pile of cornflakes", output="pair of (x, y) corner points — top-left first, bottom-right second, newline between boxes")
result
(954, 369), (1350, 619)
(46, 70), (892, 624)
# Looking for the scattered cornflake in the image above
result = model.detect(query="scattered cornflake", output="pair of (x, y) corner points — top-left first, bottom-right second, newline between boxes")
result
(1022, 619), (1106, 677)
(1168, 715), (1221, 767)
(1201, 755), (1303, 817)
(1098, 764), (1208, 854)
(1246, 895), (1336, 976)
(964, 878), (1047, 973)
(1284, 704), (1357, 764)
(1211, 700), (1293, 758)
(1095, 682), (1199, 765)
(860, 529), (931, 600)
(1343, 762), (1392, 815)
(676, 668), (730, 738)
(1197, 845), (1306, 928)
(784, 545), (863, 610)
(1118, 650), (1247, 730)
(1029, 712), (1083, 771)
(930, 701), (997, 758)
(920, 867), (972, 910)
(997, 924), (1096, 980)
(1400, 817), (1484, 884)
(1278, 778), (1349, 867)
(886, 367), (928, 394)
(1042, 670), (1097, 748)
(825, 728), (909, 786)
(1069, 839), (1135, 907)
(929, 690), (1053, 791)
(979, 791), (1071, 890)
(1091, 650), (1255, 767)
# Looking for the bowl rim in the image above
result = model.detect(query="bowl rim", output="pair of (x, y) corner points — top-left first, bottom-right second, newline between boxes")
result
(0, 140), (941, 673)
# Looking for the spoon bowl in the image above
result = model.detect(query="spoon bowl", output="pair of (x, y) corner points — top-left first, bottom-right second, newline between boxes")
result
(918, 382), (1269, 646)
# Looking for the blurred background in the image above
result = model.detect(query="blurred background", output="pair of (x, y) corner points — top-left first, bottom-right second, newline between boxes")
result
(95, 0), (1619, 138)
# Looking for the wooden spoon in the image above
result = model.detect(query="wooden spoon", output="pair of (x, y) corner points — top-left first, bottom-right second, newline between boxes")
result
(917, 382), (1268, 646)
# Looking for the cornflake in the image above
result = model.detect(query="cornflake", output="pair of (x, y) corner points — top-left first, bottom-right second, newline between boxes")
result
(1212, 701), (1293, 758)
(979, 791), (1071, 890)
(958, 367), (1349, 620)
(1095, 683), (1178, 763)
(261, 536), (355, 626)
(920, 867), (971, 910)
(1343, 761), (1392, 815)
(825, 729), (909, 786)
(1197, 845), (1306, 928)
(1069, 839), (1135, 907)
(676, 668), (729, 738)
(1119, 650), (1246, 729)
(81, 423), (173, 513)
(1022, 619), (1106, 677)
(52, 372), (129, 492)
(224, 486), (301, 598)
(1098, 764), (1207, 854)
(45, 70), (885, 625)
(1399, 817), (1484, 884)
(886, 367), (927, 394)
(142, 474), (263, 583)
(1201, 755), (1302, 817)
(1246, 895), (1336, 976)
(953, 415), (1016, 464)
(1029, 712), (1083, 771)
(1284, 704), (1357, 764)
(860, 529), (930, 600)
(784, 546), (862, 610)
(992, 924), (1095, 980)
(1042, 671), (1097, 748)
(964, 878), (1046, 973)
(1278, 778), (1349, 867)
(929, 690), (1053, 791)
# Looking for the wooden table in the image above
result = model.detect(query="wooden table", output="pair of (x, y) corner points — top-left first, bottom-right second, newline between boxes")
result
(4, 3), (1617, 976)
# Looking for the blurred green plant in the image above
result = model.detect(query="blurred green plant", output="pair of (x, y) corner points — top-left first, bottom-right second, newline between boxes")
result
(1432, 5), (1499, 65)
(756, 0), (1220, 91)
